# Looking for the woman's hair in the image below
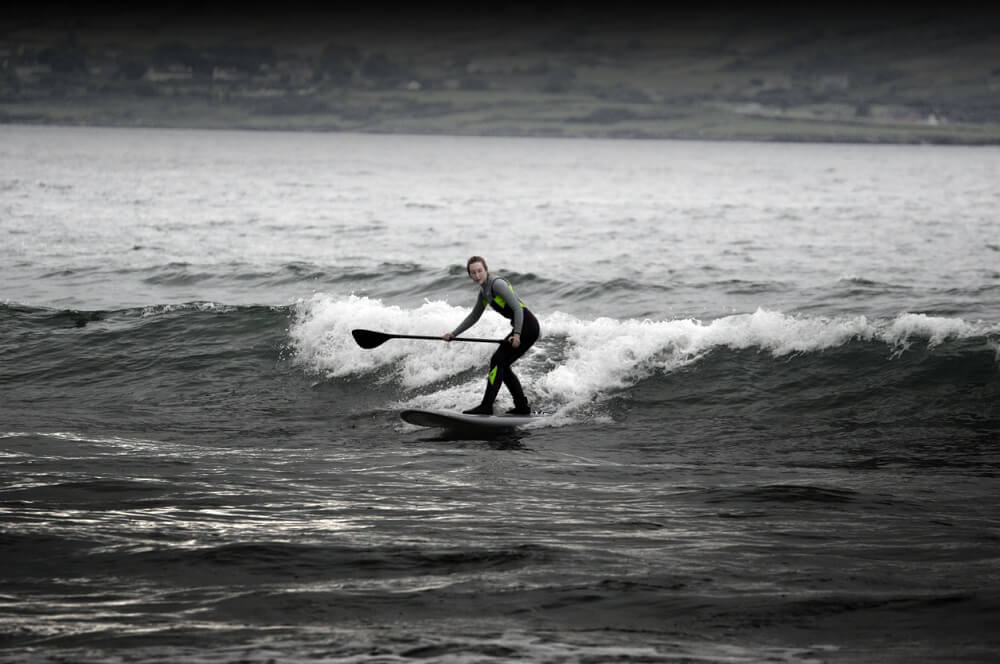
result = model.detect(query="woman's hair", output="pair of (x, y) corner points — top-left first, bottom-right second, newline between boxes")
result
(466, 255), (488, 274)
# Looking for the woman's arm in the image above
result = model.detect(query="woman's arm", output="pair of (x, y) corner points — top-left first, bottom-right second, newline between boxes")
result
(446, 296), (486, 339)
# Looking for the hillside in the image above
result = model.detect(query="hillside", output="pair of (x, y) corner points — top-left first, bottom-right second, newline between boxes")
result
(3, 7), (1000, 143)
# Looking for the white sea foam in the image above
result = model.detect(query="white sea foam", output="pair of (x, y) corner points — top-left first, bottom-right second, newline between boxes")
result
(290, 296), (997, 424)
(289, 293), (508, 389)
(139, 301), (237, 316)
(882, 312), (978, 349)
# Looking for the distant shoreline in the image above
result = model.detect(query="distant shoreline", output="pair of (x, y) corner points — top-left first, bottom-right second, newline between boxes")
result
(5, 109), (999, 146)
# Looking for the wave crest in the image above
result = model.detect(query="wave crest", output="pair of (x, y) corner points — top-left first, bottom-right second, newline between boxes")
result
(288, 296), (998, 421)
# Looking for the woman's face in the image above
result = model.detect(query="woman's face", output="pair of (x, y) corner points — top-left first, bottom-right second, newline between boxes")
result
(468, 261), (488, 285)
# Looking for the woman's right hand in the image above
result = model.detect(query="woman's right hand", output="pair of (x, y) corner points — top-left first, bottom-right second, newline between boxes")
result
(442, 332), (454, 342)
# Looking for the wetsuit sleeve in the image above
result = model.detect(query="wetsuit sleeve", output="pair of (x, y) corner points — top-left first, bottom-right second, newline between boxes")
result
(451, 296), (486, 337)
(493, 278), (524, 335)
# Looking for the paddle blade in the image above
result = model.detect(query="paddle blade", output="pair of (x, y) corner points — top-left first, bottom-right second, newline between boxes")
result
(351, 329), (390, 349)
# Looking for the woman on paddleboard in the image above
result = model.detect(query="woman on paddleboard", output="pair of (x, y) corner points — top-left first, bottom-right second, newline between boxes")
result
(443, 256), (540, 415)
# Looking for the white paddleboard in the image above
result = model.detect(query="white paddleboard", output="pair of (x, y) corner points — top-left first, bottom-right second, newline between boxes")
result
(400, 408), (536, 430)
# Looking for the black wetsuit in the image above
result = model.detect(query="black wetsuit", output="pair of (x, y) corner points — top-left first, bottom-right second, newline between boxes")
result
(450, 275), (539, 412)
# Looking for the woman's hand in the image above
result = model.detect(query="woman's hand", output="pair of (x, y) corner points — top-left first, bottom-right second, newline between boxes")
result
(442, 332), (455, 342)
(509, 332), (521, 348)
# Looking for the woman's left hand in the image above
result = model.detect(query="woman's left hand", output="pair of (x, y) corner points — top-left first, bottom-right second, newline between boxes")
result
(509, 333), (521, 348)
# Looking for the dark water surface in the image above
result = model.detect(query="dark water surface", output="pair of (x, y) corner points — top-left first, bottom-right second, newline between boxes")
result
(2, 127), (999, 662)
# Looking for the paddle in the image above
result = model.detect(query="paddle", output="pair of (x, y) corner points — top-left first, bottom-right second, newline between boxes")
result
(351, 329), (501, 350)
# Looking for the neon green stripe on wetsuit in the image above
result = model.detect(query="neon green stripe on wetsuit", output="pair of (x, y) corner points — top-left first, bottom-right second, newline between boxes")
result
(449, 276), (526, 337)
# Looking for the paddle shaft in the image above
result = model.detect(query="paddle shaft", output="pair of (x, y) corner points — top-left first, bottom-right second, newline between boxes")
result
(387, 333), (498, 344)
(351, 328), (501, 349)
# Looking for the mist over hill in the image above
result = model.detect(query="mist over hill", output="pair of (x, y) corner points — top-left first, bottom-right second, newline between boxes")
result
(3, 6), (999, 143)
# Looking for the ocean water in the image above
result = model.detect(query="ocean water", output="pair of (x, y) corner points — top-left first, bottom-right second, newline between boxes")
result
(1, 124), (999, 663)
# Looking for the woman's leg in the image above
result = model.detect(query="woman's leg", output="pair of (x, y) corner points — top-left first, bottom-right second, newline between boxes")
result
(502, 311), (539, 412)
